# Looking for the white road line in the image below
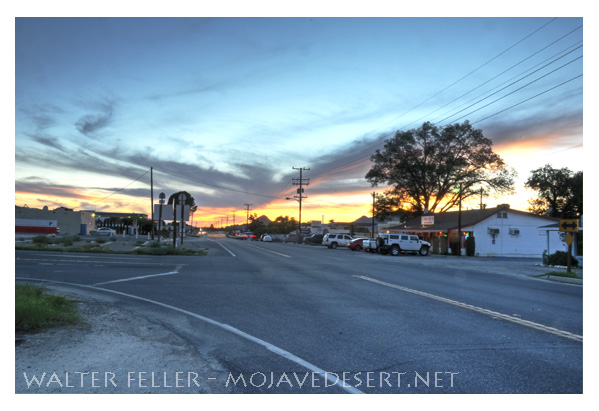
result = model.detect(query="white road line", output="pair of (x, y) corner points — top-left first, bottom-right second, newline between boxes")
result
(240, 242), (292, 258)
(15, 277), (363, 394)
(209, 240), (236, 257)
(354, 275), (583, 343)
(93, 265), (183, 286)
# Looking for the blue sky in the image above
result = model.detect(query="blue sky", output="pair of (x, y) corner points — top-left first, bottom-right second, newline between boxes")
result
(13, 12), (586, 225)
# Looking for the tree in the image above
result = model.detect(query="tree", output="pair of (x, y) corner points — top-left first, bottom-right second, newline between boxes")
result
(366, 121), (516, 217)
(167, 191), (198, 214)
(248, 213), (267, 236)
(267, 216), (298, 234)
(525, 164), (582, 218)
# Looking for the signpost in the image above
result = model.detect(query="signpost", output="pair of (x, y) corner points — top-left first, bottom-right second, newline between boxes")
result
(559, 219), (579, 273)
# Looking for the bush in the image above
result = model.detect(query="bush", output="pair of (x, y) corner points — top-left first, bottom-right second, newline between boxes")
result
(54, 236), (76, 246)
(32, 235), (51, 245)
(466, 236), (476, 257)
(545, 250), (578, 267)
(15, 284), (80, 332)
(450, 238), (460, 256)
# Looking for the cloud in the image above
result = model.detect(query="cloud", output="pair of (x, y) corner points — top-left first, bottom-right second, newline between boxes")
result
(25, 132), (66, 151)
(75, 102), (114, 136)
(483, 108), (583, 150)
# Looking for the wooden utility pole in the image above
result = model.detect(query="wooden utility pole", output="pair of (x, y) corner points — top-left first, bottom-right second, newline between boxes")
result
(150, 167), (155, 240)
(292, 167), (310, 240)
(244, 204), (252, 232)
(371, 192), (376, 238)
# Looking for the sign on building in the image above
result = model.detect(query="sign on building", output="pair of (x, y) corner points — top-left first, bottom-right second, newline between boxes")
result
(421, 216), (434, 226)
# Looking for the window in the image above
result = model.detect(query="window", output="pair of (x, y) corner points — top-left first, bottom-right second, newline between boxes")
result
(409, 236), (418, 241)
(401, 235), (409, 240)
(390, 235), (399, 240)
(497, 212), (508, 218)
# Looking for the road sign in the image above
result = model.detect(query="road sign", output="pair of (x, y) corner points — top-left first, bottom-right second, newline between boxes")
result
(559, 219), (579, 232)
(564, 233), (574, 246)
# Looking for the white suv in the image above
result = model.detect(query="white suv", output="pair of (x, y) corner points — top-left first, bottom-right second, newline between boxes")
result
(322, 233), (353, 249)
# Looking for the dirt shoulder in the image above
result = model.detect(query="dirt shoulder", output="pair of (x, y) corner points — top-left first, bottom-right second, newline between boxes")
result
(15, 288), (231, 394)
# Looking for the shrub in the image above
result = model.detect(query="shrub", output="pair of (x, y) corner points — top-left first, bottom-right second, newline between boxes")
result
(466, 236), (476, 256)
(450, 238), (460, 256)
(54, 236), (75, 246)
(15, 284), (80, 332)
(545, 250), (578, 267)
(32, 235), (51, 245)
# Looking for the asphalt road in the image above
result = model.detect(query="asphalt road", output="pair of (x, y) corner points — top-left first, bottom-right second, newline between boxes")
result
(15, 237), (583, 393)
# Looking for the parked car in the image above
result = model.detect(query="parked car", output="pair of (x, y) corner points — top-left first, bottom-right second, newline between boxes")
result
(261, 235), (272, 242)
(303, 234), (324, 244)
(363, 233), (431, 256)
(347, 238), (368, 251)
(322, 233), (353, 249)
(90, 227), (116, 236)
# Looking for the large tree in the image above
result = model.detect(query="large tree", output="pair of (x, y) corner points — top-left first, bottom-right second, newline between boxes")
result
(525, 164), (582, 218)
(366, 121), (516, 217)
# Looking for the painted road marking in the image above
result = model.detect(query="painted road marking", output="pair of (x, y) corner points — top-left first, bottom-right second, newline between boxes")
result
(240, 242), (292, 258)
(209, 240), (236, 257)
(354, 275), (582, 343)
(15, 277), (363, 394)
(93, 265), (183, 286)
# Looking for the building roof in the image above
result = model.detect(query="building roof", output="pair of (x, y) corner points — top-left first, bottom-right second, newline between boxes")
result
(387, 204), (559, 233)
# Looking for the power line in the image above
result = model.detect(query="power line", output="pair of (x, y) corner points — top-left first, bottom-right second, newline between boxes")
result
(472, 74), (582, 125)
(153, 167), (285, 200)
(76, 168), (150, 210)
(442, 55), (582, 125)
(307, 20), (581, 182)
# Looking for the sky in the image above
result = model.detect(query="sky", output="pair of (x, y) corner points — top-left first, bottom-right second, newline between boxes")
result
(12, 6), (588, 228)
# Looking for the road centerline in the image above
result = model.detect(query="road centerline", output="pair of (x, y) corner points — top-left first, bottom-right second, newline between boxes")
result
(354, 275), (582, 343)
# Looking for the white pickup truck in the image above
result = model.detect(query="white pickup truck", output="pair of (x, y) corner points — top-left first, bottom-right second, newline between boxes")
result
(363, 233), (431, 256)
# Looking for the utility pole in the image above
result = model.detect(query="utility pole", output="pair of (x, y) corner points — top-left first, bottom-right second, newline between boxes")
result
(150, 167), (154, 240)
(479, 188), (486, 209)
(292, 167), (310, 241)
(371, 192), (376, 238)
(244, 203), (252, 232)
(232, 210), (236, 234)
(457, 183), (462, 256)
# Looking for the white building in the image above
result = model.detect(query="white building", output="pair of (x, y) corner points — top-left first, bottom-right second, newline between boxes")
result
(388, 204), (576, 259)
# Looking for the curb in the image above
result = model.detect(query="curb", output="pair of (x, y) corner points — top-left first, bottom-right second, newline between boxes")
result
(545, 275), (583, 285)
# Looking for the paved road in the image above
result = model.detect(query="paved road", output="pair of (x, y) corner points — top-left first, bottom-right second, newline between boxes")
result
(15, 238), (582, 393)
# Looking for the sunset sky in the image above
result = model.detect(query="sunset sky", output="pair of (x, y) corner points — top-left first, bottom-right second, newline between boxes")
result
(13, 8), (586, 227)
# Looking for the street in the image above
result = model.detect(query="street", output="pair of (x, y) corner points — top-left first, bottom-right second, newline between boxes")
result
(15, 237), (583, 393)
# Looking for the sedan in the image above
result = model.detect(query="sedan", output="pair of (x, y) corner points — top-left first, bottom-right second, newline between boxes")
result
(90, 227), (116, 236)
(347, 238), (367, 251)
(261, 235), (272, 242)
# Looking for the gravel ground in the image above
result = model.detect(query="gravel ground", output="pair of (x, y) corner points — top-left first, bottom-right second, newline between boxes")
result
(15, 289), (231, 394)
